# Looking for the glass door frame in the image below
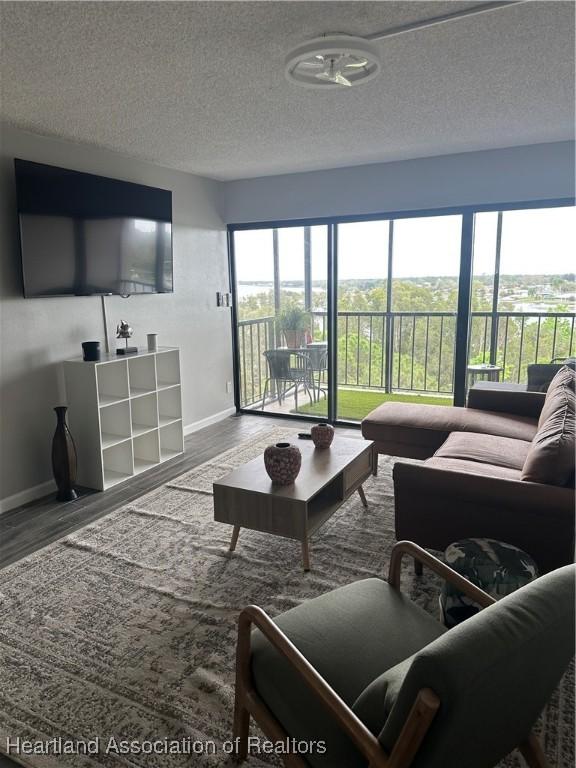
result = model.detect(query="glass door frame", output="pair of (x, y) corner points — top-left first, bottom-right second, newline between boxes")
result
(228, 196), (574, 426)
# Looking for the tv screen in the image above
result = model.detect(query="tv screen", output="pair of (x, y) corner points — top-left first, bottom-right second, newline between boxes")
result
(15, 159), (173, 297)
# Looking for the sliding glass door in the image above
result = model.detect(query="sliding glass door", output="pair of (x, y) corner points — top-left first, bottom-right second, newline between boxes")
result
(335, 220), (389, 421)
(233, 225), (329, 418)
(390, 216), (462, 400)
(469, 206), (576, 387)
(231, 202), (574, 423)
(334, 215), (462, 421)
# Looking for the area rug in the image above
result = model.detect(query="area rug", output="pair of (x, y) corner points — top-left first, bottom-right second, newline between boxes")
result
(0, 427), (573, 768)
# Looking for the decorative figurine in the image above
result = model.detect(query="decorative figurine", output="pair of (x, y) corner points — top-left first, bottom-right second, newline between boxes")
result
(116, 320), (138, 355)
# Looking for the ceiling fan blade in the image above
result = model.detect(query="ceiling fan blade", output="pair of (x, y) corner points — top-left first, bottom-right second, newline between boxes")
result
(334, 72), (352, 86)
(342, 59), (369, 69)
(316, 70), (352, 86)
(298, 60), (325, 69)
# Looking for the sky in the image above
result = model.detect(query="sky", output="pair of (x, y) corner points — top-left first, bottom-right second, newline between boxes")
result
(233, 206), (575, 282)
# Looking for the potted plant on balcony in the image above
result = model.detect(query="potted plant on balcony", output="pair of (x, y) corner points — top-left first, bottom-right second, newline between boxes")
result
(277, 307), (311, 348)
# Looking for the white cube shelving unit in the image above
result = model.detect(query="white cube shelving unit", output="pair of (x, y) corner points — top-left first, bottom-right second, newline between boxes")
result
(64, 348), (183, 490)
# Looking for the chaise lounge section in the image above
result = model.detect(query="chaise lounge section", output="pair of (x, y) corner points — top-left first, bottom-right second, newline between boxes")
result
(361, 369), (575, 573)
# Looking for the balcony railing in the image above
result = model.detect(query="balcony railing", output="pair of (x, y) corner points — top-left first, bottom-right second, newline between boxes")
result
(237, 311), (575, 409)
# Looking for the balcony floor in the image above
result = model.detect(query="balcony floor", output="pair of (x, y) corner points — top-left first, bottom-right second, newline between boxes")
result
(243, 386), (453, 422)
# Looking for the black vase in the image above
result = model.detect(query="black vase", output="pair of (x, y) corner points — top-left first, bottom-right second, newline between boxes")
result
(52, 406), (78, 502)
(82, 341), (101, 361)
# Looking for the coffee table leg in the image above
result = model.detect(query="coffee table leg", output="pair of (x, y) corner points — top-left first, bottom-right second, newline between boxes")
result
(229, 525), (241, 552)
(357, 485), (368, 508)
(302, 538), (311, 572)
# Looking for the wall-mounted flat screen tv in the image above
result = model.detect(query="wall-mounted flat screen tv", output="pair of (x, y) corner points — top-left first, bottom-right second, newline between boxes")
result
(15, 159), (173, 298)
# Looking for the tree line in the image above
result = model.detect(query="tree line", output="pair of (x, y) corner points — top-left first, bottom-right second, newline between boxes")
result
(236, 277), (574, 404)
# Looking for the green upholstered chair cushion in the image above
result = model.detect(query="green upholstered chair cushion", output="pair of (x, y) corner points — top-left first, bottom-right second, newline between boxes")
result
(366, 565), (575, 768)
(352, 655), (413, 737)
(250, 578), (446, 768)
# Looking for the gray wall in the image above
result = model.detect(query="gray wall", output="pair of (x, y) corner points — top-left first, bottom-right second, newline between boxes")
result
(223, 141), (575, 223)
(1, 129), (574, 509)
(0, 124), (233, 507)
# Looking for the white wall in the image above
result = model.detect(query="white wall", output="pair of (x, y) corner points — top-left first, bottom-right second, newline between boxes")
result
(223, 141), (575, 223)
(0, 124), (233, 509)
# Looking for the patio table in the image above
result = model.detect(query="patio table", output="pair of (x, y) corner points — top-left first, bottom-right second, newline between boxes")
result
(266, 343), (327, 403)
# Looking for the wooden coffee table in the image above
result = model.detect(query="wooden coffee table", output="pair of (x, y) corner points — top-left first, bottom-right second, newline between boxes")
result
(213, 437), (375, 571)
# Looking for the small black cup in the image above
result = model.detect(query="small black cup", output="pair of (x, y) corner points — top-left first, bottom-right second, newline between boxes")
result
(82, 341), (101, 361)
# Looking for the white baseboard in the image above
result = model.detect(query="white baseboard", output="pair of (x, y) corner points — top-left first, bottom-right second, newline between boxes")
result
(0, 408), (237, 515)
(183, 406), (237, 436)
(0, 479), (56, 515)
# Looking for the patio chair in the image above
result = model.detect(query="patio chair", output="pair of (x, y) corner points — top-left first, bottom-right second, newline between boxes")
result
(527, 356), (576, 392)
(310, 348), (328, 401)
(233, 541), (575, 768)
(262, 349), (314, 410)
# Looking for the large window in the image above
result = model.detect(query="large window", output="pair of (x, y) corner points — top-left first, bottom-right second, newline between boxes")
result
(231, 202), (575, 422)
(469, 206), (575, 384)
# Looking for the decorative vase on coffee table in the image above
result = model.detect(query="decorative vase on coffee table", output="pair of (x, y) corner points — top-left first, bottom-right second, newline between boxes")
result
(264, 442), (302, 485)
(311, 423), (334, 448)
(51, 406), (78, 501)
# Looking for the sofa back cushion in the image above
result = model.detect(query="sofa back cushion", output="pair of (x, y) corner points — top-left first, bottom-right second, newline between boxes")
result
(537, 365), (575, 427)
(522, 366), (575, 486)
(354, 566), (575, 768)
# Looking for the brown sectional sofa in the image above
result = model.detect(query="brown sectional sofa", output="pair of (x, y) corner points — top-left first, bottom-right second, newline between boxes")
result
(361, 370), (575, 574)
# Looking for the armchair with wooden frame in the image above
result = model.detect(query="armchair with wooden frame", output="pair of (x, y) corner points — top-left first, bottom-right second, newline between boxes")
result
(233, 542), (575, 768)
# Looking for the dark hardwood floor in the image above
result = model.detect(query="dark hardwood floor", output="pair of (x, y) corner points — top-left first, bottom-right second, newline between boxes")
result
(0, 413), (363, 767)
(0, 414), (360, 570)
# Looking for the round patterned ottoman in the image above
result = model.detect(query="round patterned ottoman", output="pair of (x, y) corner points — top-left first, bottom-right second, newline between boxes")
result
(440, 538), (539, 628)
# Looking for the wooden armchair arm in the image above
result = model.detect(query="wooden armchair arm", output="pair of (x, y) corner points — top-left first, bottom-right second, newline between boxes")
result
(236, 605), (389, 767)
(388, 541), (496, 610)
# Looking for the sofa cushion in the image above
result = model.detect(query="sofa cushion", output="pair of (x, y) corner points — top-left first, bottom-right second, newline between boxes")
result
(538, 365), (576, 428)
(434, 432), (531, 471)
(425, 456), (523, 481)
(251, 578), (446, 768)
(522, 372), (575, 486)
(361, 404), (538, 458)
(467, 386), (546, 417)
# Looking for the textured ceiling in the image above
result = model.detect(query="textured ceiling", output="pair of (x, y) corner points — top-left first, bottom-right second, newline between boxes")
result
(1, 1), (574, 180)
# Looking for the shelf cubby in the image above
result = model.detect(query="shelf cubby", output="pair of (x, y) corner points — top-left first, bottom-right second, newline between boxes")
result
(103, 440), (134, 487)
(99, 400), (132, 449)
(97, 360), (129, 405)
(128, 355), (157, 396)
(133, 431), (161, 474)
(160, 421), (184, 461)
(158, 385), (182, 425)
(64, 348), (183, 491)
(156, 349), (180, 388)
(130, 392), (158, 436)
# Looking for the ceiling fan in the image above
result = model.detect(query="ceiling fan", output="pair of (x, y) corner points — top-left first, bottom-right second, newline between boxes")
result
(285, 36), (381, 89)
(298, 52), (371, 87)
(284, 2), (525, 89)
